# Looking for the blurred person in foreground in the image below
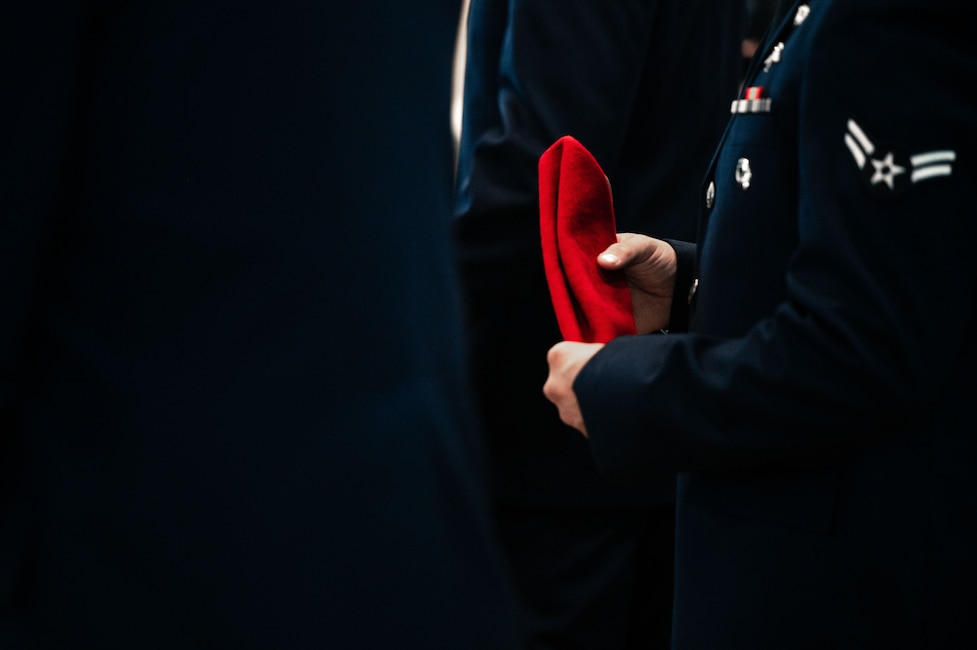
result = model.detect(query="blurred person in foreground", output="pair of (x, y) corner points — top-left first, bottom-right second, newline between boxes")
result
(0, 2), (522, 648)
(452, 1), (745, 647)
(544, 0), (977, 647)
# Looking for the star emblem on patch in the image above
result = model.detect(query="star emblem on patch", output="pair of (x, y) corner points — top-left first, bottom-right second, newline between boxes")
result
(869, 151), (905, 191)
(844, 119), (956, 198)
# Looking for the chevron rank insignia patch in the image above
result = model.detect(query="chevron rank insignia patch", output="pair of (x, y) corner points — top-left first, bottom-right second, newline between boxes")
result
(844, 119), (956, 198)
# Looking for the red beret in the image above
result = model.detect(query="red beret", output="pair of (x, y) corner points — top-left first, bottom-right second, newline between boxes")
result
(538, 136), (636, 343)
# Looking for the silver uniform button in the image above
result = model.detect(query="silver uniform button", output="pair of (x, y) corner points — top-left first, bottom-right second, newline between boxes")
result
(705, 181), (716, 208)
(794, 4), (811, 26)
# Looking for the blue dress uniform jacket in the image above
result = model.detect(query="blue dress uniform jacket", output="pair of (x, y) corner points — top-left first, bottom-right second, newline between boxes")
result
(0, 2), (522, 648)
(576, 0), (977, 646)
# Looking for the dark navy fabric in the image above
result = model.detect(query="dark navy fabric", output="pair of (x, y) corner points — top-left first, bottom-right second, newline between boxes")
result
(0, 2), (522, 648)
(452, 1), (744, 647)
(578, 0), (977, 646)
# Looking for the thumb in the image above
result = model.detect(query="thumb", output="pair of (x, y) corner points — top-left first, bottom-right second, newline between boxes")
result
(598, 232), (645, 269)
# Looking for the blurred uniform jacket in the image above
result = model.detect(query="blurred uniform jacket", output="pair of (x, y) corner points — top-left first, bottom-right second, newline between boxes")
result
(0, 2), (522, 648)
(453, 0), (745, 507)
(577, 0), (977, 646)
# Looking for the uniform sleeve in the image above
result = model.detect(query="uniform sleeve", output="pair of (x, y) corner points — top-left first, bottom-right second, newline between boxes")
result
(576, 1), (977, 479)
(662, 238), (696, 333)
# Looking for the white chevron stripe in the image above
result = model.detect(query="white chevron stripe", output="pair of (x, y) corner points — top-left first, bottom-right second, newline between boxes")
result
(911, 165), (953, 183)
(846, 119), (875, 156)
(844, 133), (867, 169)
(911, 150), (956, 167)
